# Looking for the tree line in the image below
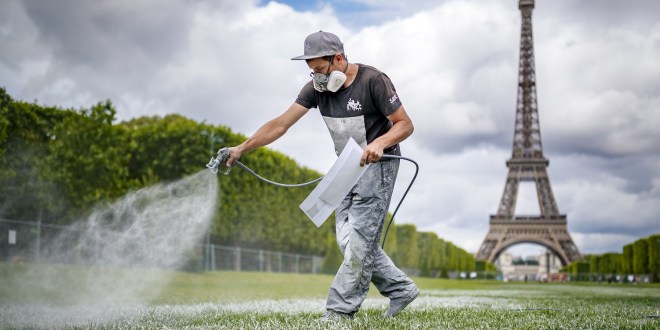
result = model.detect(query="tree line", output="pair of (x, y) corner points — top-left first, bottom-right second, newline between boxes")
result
(562, 234), (660, 282)
(0, 88), (491, 276)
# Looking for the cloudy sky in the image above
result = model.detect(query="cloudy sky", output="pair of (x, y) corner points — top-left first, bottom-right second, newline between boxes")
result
(2, 0), (659, 258)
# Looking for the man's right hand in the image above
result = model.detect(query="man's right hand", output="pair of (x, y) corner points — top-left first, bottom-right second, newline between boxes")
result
(226, 146), (242, 167)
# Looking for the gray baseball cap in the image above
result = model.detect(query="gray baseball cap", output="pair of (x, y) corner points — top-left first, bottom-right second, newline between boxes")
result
(291, 31), (344, 60)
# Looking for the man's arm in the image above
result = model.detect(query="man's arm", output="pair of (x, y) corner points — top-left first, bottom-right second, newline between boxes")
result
(361, 106), (414, 166)
(227, 102), (309, 166)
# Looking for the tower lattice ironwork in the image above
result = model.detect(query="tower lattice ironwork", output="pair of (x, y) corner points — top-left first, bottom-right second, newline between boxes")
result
(475, 0), (581, 266)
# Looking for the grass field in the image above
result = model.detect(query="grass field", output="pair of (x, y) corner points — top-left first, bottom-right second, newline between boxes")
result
(1, 263), (659, 329)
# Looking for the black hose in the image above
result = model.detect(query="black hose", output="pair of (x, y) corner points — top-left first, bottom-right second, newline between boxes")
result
(379, 155), (419, 249)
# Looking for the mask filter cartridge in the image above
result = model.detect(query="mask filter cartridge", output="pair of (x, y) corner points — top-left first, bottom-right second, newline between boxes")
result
(312, 71), (346, 92)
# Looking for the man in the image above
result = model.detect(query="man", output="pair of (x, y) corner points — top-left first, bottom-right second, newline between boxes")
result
(225, 31), (419, 320)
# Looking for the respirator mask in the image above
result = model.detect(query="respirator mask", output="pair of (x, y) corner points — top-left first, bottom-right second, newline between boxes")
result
(311, 55), (347, 93)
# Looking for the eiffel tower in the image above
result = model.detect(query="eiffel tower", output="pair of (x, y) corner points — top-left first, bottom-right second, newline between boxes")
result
(475, 0), (581, 266)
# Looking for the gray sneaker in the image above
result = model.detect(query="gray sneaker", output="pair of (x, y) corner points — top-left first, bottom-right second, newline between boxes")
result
(319, 309), (354, 322)
(384, 287), (420, 317)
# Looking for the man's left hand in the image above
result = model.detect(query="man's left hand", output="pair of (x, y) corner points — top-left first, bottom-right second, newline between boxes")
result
(360, 144), (384, 167)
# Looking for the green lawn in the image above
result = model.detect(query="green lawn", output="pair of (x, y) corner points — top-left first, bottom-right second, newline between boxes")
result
(1, 262), (659, 329)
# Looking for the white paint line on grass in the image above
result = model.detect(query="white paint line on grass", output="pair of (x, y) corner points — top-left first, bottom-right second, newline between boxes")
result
(0, 295), (525, 328)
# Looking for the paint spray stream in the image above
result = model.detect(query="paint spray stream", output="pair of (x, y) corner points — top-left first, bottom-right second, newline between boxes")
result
(1, 170), (217, 328)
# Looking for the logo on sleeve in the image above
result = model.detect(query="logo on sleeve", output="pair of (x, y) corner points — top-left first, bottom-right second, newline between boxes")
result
(347, 98), (363, 112)
(389, 94), (399, 104)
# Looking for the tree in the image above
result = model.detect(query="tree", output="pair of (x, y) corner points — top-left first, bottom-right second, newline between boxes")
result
(0, 95), (76, 222)
(44, 101), (133, 222)
(590, 255), (601, 273)
(417, 232), (435, 277)
(445, 242), (459, 271)
(648, 234), (660, 282)
(395, 224), (419, 269)
(622, 244), (633, 274)
(435, 238), (448, 274)
(632, 238), (649, 275)
(599, 253), (622, 274)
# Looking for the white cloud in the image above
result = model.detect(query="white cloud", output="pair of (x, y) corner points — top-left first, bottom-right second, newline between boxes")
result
(572, 232), (642, 255)
(559, 175), (659, 235)
(536, 17), (660, 158)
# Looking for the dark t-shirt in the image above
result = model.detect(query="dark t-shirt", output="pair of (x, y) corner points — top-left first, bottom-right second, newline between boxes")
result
(295, 64), (403, 156)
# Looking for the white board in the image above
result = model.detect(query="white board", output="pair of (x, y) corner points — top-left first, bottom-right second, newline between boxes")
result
(300, 138), (369, 227)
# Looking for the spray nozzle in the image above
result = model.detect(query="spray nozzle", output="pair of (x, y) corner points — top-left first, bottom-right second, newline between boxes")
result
(206, 147), (232, 175)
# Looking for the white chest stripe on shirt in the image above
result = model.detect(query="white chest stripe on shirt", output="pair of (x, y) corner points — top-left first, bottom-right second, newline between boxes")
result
(322, 116), (368, 156)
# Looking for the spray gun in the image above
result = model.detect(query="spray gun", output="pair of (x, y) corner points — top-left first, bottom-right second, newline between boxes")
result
(206, 147), (232, 175)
